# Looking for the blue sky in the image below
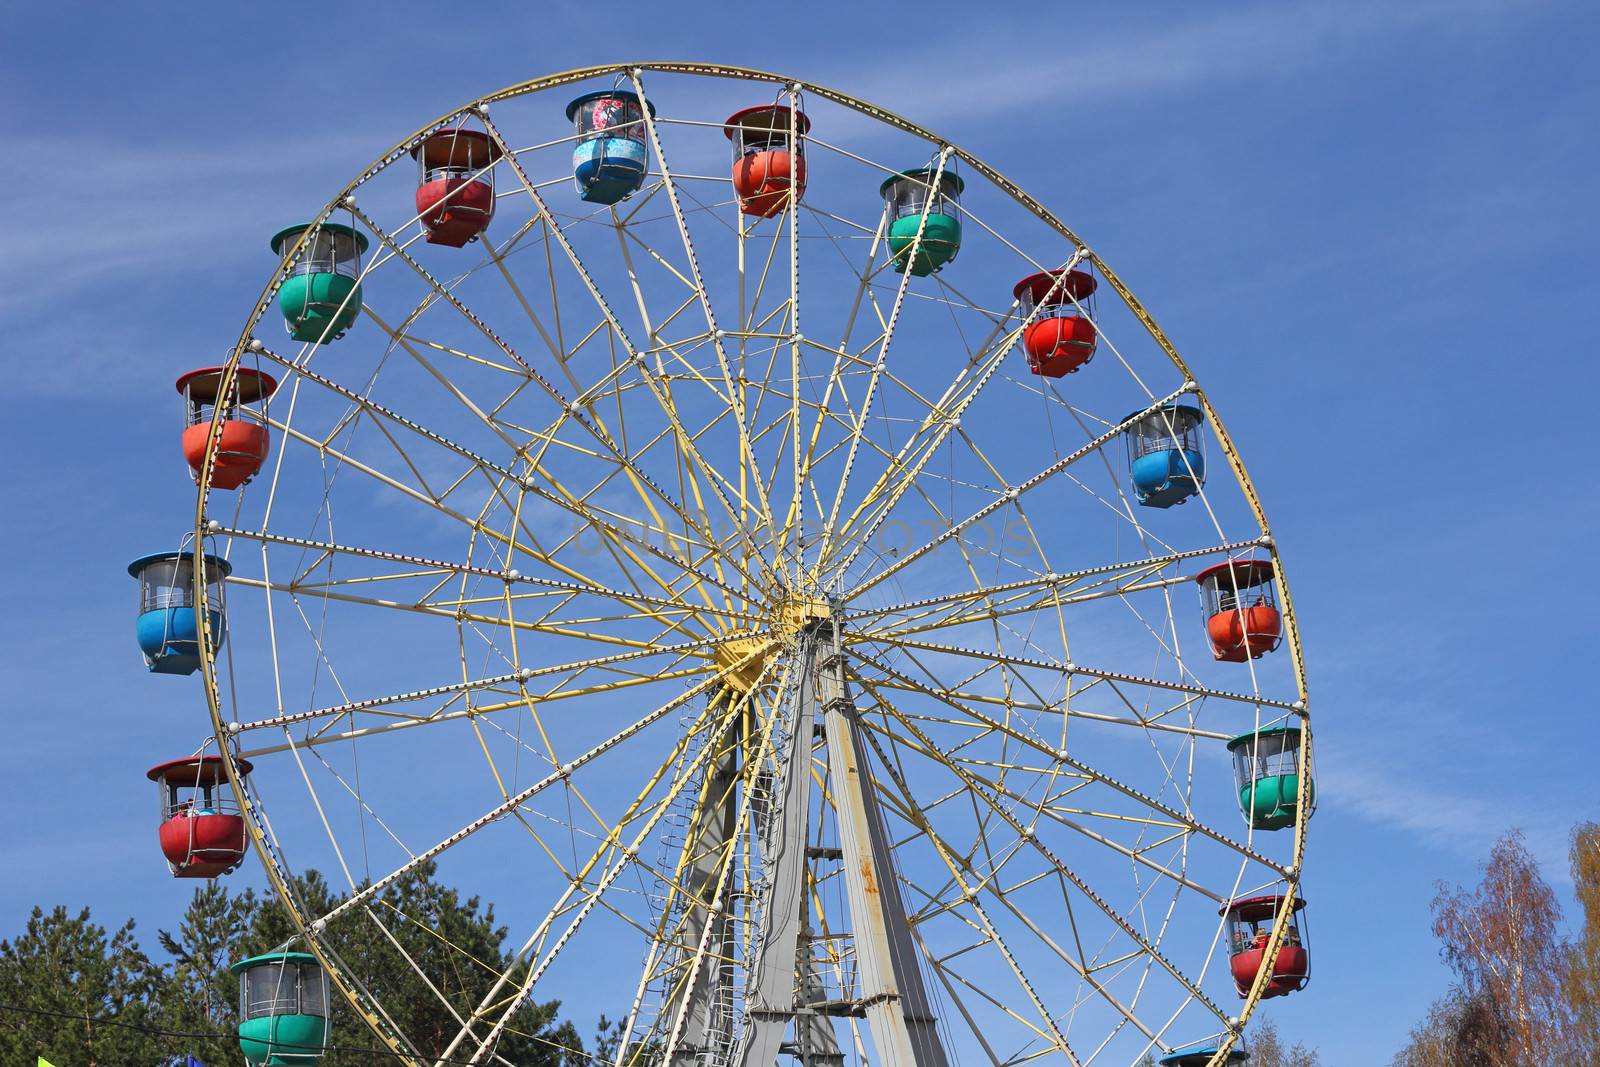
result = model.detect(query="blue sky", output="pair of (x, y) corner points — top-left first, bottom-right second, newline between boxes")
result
(2, 1), (1598, 1063)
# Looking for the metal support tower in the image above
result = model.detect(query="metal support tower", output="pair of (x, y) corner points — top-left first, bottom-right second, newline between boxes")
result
(663, 616), (949, 1067)
(667, 690), (741, 1065)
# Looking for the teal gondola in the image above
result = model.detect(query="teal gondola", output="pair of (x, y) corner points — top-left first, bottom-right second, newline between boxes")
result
(232, 952), (329, 1065)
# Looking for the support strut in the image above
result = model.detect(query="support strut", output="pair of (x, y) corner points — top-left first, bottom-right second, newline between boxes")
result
(725, 619), (947, 1067)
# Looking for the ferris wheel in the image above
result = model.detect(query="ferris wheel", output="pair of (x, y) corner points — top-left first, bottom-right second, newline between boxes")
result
(133, 62), (1315, 1067)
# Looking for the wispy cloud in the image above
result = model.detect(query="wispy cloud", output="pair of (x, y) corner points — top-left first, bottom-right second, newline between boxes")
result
(0, 131), (368, 313)
(823, 0), (1534, 126)
(1319, 742), (1577, 885)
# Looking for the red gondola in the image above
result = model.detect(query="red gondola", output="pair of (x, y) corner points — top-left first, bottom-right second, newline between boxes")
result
(412, 128), (503, 247)
(177, 367), (278, 491)
(724, 105), (809, 219)
(147, 756), (253, 878)
(1195, 558), (1283, 662)
(1013, 269), (1097, 377)
(1223, 894), (1309, 999)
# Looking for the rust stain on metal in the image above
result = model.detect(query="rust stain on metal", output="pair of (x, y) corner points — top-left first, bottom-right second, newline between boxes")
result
(861, 859), (878, 895)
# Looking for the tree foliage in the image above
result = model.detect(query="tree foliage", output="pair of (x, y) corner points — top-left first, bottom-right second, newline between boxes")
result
(158, 882), (259, 1066)
(1431, 831), (1572, 1062)
(1391, 990), (1505, 1067)
(591, 1013), (665, 1067)
(1248, 1016), (1321, 1066)
(0, 906), (165, 1066)
(1570, 821), (1600, 1064)
(38, 828), (1600, 1067)
(1392, 826), (1600, 1066)
(284, 863), (585, 1067)
(0, 867), (589, 1067)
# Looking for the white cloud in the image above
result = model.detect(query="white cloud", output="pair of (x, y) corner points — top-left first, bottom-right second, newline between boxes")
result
(824, 0), (1530, 126)
(0, 132), (370, 312)
(1318, 745), (1576, 885)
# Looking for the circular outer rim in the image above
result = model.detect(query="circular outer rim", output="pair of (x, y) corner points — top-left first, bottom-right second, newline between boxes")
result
(147, 754), (255, 782)
(723, 102), (812, 138)
(878, 167), (967, 197)
(175, 365), (279, 404)
(194, 61), (1312, 1067)
(269, 221), (370, 255)
(1194, 557), (1277, 588)
(230, 950), (320, 975)
(564, 88), (657, 121)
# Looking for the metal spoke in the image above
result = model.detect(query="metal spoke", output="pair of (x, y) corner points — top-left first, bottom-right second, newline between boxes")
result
(845, 641), (1290, 876)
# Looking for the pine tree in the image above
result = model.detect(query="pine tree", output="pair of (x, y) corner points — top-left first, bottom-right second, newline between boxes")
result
(0, 868), (594, 1066)
(0, 906), (167, 1065)
(232, 864), (585, 1065)
(592, 1012), (663, 1067)
(157, 882), (259, 1065)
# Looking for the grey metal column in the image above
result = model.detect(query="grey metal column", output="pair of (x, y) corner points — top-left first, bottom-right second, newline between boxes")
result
(819, 633), (950, 1067)
(735, 627), (842, 1067)
(668, 692), (741, 1066)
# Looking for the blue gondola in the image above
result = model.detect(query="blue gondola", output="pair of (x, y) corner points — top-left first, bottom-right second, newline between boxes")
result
(1124, 403), (1206, 508)
(1160, 1042), (1249, 1065)
(128, 551), (230, 675)
(566, 90), (655, 205)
